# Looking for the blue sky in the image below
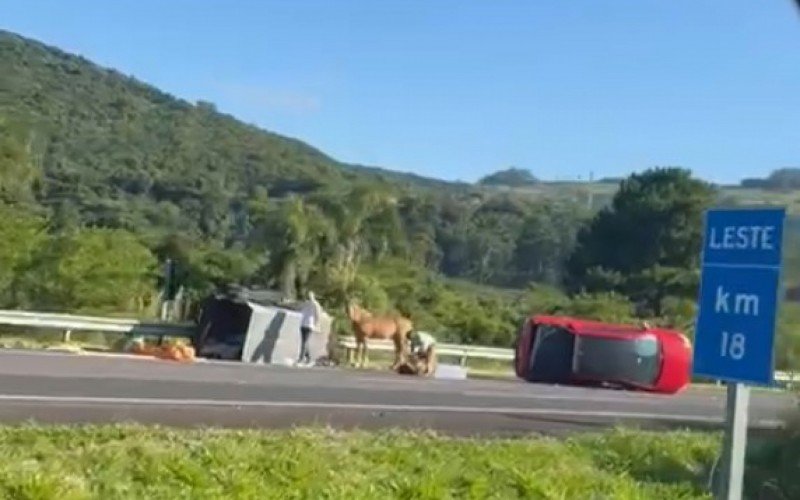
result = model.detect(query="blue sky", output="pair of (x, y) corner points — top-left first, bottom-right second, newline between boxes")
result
(2, 1), (799, 183)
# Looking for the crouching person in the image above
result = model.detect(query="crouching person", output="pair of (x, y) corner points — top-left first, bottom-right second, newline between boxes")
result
(408, 331), (437, 376)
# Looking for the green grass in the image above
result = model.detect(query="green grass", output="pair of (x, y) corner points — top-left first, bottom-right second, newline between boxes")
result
(0, 335), (108, 352)
(0, 331), (193, 354)
(0, 425), (720, 499)
(0, 328), (120, 350)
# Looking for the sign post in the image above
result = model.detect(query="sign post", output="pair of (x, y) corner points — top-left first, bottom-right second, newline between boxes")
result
(160, 258), (176, 322)
(693, 207), (785, 500)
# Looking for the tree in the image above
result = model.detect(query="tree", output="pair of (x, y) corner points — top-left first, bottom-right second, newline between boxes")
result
(659, 296), (697, 336)
(397, 194), (442, 269)
(247, 198), (311, 300)
(21, 228), (158, 313)
(523, 283), (570, 315)
(566, 168), (715, 313)
(435, 194), (528, 285)
(559, 292), (636, 323)
(0, 204), (48, 306)
(776, 303), (800, 371)
(0, 116), (40, 207)
(0, 117), (48, 307)
(513, 203), (586, 286)
(623, 265), (699, 316)
(0, 115), (41, 209)
(478, 167), (538, 187)
(188, 245), (265, 296)
(275, 197), (312, 299)
(308, 184), (397, 298)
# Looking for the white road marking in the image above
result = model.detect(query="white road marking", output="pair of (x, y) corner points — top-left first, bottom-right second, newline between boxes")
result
(352, 376), (469, 387)
(460, 390), (723, 404)
(0, 394), (783, 428)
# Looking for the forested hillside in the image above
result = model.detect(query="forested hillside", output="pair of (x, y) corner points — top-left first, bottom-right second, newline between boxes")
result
(0, 29), (588, 289)
(1, 29), (799, 368)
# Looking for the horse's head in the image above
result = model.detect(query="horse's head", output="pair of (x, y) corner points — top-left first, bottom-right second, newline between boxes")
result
(346, 301), (374, 323)
(345, 300), (360, 321)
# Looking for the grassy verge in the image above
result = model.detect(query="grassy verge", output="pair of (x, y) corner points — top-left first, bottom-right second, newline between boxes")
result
(0, 335), (109, 352)
(0, 328), (119, 351)
(0, 425), (719, 499)
(0, 331), (192, 354)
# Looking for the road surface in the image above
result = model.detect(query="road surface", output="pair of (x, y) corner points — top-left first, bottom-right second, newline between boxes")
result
(0, 350), (793, 436)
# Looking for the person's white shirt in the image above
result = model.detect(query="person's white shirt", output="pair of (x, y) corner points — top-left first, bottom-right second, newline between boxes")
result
(411, 331), (436, 353)
(300, 292), (322, 330)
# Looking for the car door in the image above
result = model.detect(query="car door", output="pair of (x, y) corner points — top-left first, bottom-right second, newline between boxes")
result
(572, 334), (661, 388)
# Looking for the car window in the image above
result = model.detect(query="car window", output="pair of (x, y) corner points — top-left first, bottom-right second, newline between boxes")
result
(633, 336), (659, 357)
(573, 334), (661, 386)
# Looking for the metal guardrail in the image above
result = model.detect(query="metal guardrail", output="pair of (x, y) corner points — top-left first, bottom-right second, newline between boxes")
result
(336, 336), (798, 387)
(0, 310), (195, 342)
(773, 371), (798, 388)
(337, 336), (513, 367)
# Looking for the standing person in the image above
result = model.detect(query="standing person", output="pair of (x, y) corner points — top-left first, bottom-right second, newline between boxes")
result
(298, 291), (323, 366)
(408, 331), (438, 376)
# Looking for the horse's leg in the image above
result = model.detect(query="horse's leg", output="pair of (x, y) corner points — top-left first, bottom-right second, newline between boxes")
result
(401, 331), (410, 365)
(425, 346), (438, 376)
(362, 341), (369, 368)
(390, 333), (403, 370)
(351, 339), (361, 367)
(353, 339), (363, 368)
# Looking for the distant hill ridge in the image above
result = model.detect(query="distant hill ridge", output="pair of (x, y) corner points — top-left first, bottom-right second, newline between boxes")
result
(0, 29), (461, 207)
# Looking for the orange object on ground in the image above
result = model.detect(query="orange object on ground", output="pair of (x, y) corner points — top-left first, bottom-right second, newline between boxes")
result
(131, 343), (156, 356)
(154, 343), (195, 362)
(125, 337), (195, 362)
(180, 344), (195, 360)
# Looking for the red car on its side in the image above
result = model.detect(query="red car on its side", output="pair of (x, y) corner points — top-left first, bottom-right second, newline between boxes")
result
(514, 315), (692, 394)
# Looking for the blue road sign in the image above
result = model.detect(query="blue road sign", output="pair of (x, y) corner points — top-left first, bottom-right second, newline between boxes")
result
(693, 208), (786, 385)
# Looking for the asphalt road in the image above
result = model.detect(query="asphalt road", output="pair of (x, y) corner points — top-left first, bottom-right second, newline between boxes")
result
(0, 350), (794, 436)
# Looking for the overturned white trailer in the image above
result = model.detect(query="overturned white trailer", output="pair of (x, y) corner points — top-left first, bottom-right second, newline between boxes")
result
(193, 291), (332, 366)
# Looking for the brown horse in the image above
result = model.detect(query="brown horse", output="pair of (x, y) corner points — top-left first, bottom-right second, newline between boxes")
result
(346, 302), (413, 369)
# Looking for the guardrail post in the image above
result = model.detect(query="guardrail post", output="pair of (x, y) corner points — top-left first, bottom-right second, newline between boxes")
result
(459, 351), (467, 367)
(62, 329), (71, 343)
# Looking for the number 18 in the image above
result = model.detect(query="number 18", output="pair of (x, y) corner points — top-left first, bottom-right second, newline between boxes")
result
(720, 331), (745, 360)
